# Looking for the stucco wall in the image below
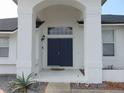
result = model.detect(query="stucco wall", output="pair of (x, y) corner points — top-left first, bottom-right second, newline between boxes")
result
(102, 26), (124, 69)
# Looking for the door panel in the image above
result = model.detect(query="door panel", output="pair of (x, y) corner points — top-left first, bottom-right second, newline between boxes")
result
(48, 39), (59, 66)
(48, 38), (73, 66)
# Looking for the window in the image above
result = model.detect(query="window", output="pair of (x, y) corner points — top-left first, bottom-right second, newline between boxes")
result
(48, 27), (72, 35)
(0, 37), (9, 57)
(102, 30), (114, 56)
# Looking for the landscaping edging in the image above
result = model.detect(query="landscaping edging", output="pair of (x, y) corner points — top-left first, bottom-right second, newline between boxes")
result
(71, 82), (124, 90)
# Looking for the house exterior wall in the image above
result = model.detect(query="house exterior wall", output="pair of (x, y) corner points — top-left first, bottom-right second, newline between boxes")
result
(103, 26), (124, 69)
(0, 32), (17, 74)
(0, 0), (123, 83)
(15, 0), (102, 83)
(37, 25), (124, 72)
(0, 26), (124, 82)
(103, 70), (124, 82)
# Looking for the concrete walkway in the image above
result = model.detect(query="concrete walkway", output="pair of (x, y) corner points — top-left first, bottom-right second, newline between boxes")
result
(45, 83), (70, 93)
(44, 83), (124, 93)
(36, 69), (85, 83)
(0, 76), (124, 93)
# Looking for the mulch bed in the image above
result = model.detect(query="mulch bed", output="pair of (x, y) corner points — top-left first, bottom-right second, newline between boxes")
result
(71, 81), (124, 90)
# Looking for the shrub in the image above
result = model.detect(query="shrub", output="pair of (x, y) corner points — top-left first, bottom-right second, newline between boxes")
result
(8, 73), (35, 93)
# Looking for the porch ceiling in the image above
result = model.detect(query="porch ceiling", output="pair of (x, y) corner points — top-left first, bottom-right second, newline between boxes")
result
(13, 0), (107, 5)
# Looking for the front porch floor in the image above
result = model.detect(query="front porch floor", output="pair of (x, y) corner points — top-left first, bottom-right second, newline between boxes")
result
(35, 69), (86, 83)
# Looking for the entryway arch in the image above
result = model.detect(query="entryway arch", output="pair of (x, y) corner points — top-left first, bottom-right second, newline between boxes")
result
(33, 0), (86, 15)
(17, 0), (102, 83)
(38, 4), (83, 68)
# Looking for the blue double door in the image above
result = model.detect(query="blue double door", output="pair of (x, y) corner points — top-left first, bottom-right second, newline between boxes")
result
(48, 38), (73, 67)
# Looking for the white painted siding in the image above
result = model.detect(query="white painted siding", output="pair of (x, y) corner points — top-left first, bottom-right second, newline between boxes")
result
(0, 32), (17, 74)
(102, 26), (124, 69)
(0, 64), (16, 74)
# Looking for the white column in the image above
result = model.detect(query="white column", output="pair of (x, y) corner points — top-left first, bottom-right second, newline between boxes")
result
(17, 12), (35, 76)
(84, 11), (102, 83)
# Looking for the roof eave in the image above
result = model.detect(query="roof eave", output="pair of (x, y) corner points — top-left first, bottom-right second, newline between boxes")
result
(13, 0), (107, 5)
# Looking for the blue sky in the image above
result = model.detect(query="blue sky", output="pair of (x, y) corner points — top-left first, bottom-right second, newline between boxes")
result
(102, 0), (124, 15)
(0, 0), (124, 19)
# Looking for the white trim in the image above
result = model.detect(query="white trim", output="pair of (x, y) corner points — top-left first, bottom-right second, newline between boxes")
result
(102, 24), (124, 26)
(0, 30), (17, 34)
(47, 35), (73, 38)
(79, 24), (124, 26)
(102, 28), (116, 57)
(42, 26), (74, 69)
